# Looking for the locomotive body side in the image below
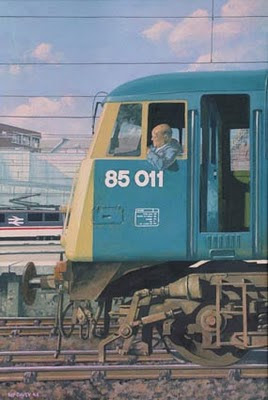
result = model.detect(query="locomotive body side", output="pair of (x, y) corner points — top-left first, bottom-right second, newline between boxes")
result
(62, 70), (267, 263)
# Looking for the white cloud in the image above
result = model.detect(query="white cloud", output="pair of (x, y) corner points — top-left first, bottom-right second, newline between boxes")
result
(185, 50), (241, 72)
(213, 20), (241, 40)
(1, 65), (23, 76)
(31, 43), (62, 62)
(2, 97), (91, 138)
(141, 9), (211, 59)
(3, 97), (75, 134)
(141, 10), (211, 58)
(141, 1), (267, 67)
(8, 65), (22, 75)
(2, 42), (62, 77)
(168, 9), (210, 57)
(215, 0), (267, 41)
(221, 0), (268, 16)
(142, 20), (173, 41)
(9, 97), (74, 117)
(186, 35), (266, 72)
(186, 53), (211, 71)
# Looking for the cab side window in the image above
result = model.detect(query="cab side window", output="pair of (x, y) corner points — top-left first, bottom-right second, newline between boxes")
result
(147, 102), (186, 156)
(108, 103), (142, 156)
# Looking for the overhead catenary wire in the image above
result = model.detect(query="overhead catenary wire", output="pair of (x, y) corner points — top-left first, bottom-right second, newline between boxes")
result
(210, 0), (214, 63)
(0, 164), (86, 167)
(0, 115), (95, 118)
(0, 61), (267, 66)
(0, 15), (267, 19)
(0, 95), (106, 98)
(0, 132), (93, 136)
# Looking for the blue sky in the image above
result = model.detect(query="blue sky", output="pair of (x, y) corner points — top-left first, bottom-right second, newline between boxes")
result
(0, 0), (267, 139)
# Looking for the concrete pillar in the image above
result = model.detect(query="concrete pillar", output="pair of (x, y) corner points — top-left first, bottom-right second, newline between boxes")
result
(6, 278), (20, 316)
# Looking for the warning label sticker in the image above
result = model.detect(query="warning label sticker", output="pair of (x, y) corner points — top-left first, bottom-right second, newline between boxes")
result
(134, 208), (159, 227)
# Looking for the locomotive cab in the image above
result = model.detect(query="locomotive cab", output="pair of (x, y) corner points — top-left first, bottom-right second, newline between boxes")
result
(63, 99), (189, 262)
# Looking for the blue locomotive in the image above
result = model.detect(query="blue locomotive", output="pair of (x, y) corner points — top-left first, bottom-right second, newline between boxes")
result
(23, 70), (268, 366)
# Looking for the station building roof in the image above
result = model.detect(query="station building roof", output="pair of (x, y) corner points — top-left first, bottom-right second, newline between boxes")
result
(0, 123), (41, 137)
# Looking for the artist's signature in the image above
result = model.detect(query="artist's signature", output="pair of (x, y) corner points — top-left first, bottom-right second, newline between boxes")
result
(7, 392), (40, 399)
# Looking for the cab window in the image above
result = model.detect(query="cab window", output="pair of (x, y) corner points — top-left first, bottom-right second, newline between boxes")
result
(147, 102), (186, 157)
(108, 103), (142, 156)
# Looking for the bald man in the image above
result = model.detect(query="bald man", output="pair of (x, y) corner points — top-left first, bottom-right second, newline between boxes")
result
(147, 124), (182, 170)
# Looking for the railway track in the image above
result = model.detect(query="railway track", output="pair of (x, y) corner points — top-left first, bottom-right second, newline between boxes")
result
(0, 317), (70, 337)
(0, 349), (267, 382)
(0, 349), (171, 365)
(1, 318), (267, 382)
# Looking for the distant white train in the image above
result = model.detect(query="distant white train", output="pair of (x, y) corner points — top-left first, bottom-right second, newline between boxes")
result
(0, 208), (64, 240)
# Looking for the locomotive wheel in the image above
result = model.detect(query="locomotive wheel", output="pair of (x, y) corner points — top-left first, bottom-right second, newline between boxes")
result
(167, 305), (247, 366)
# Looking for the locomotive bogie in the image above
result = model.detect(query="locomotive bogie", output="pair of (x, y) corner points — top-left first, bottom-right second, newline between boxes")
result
(99, 270), (267, 364)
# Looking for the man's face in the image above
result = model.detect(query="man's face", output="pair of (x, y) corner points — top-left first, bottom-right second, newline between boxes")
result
(151, 129), (166, 148)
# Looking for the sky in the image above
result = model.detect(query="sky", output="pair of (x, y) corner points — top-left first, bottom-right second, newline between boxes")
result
(0, 0), (267, 140)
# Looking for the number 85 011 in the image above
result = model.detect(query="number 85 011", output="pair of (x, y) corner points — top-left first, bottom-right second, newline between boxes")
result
(104, 170), (164, 188)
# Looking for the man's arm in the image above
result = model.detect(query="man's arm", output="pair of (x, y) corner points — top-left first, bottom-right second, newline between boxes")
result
(147, 146), (178, 170)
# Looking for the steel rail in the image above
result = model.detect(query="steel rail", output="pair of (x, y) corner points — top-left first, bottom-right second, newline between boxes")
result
(0, 362), (266, 382)
(0, 349), (172, 365)
(0, 349), (266, 369)
(0, 317), (63, 326)
(0, 326), (67, 336)
(0, 317), (111, 337)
